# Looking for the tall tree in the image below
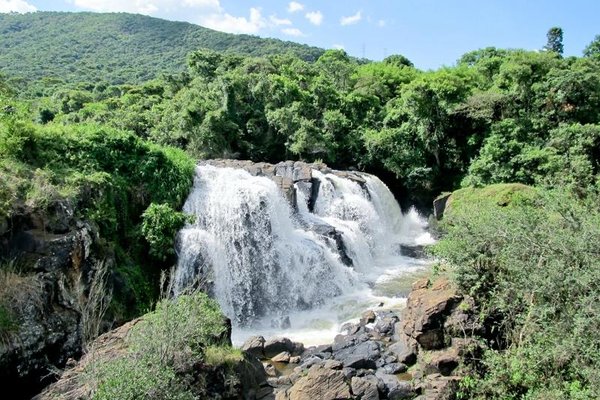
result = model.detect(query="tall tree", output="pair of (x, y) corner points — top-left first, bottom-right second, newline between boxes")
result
(544, 26), (564, 55)
(583, 34), (600, 59)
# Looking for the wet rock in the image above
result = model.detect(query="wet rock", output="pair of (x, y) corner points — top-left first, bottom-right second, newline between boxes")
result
(351, 376), (380, 400)
(243, 335), (266, 359)
(361, 310), (377, 324)
(399, 244), (426, 259)
(433, 193), (451, 220)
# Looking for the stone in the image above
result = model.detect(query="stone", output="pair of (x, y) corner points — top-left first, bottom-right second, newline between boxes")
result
(388, 337), (418, 365)
(382, 362), (408, 374)
(323, 359), (343, 370)
(402, 278), (462, 350)
(399, 244), (426, 259)
(351, 377), (380, 400)
(242, 335), (266, 359)
(375, 371), (415, 400)
(426, 347), (460, 376)
(333, 340), (381, 369)
(433, 193), (451, 220)
(289, 356), (301, 364)
(285, 364), (352, 400)
(264, 337), (303, 358)
(264, 362), (278, 377)
(272, 351), (291, 363)
(361, 310), (377, 324)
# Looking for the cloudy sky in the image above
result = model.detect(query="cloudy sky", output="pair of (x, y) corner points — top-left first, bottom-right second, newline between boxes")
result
(2, 0), (599, 69)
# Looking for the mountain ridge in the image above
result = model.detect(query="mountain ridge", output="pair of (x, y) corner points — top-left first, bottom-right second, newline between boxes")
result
(0, 11), (325, 89)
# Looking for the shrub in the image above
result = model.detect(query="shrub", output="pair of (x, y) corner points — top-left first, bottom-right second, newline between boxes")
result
(89, 291), (231, 400)
(141, 203), (190, 261)
(433, 188), (600, 399)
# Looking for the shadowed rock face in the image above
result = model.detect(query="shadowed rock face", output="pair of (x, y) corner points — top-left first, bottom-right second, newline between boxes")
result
(0, 201), (111, 399)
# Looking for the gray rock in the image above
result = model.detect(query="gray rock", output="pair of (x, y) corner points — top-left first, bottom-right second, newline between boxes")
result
(333, 340), (381, 369)
(388, 337), (418, 365)
(375, 371), (415, 399)
(242, 335), (266, 360)
(351, 376), (380, 400)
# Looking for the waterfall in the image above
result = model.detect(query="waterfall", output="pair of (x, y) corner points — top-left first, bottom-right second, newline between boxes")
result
(175, 163), (431, 327)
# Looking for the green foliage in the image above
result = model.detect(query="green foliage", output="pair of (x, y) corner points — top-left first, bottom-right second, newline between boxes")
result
(434, 188), (600, 399)
(583, 34), (600, 59)
(142, 203), (190, 261)
(544, 27), (564, 55)
(90, 292), (230, 400)
(0, 11), (324, 93)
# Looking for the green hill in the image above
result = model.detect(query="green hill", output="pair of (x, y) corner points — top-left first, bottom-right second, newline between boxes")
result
(0, 11), (324, 88)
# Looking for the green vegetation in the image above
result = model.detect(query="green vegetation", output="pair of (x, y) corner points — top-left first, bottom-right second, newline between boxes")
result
(0, 12), (324, 93)
(0, 82), (195, 320)
(434, 188), (600, 399)
(1, 15), (600, 397)
(15, 32), (595, 204)
(142, 203), (191, 261)
(90, 292), (240, 400)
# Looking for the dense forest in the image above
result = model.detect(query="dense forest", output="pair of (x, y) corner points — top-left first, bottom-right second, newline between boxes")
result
(1, 11), (600, 399)
(0, 12), (324, 92)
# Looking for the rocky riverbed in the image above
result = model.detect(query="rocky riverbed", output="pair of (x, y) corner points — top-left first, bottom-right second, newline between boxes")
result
(240, 276), (481, 400)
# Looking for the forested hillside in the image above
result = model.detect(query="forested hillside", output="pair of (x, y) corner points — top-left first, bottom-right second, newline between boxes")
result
(2, 12), (600, 398)
(0, 12), (324, 92)
(19, 37), (600, 205)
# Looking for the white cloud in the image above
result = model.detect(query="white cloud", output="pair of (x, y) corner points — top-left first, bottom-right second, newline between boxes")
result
(332, 44), (345, 50)
(377, 19), (386, 27)
(305, 10), (322, 26)
(200, 7), (266, 34)
(72, 0), (219, 14)
(287, 1), (303, 13)
(269, 14), (292, 26)
(340, 10), (362, 26)
(281, 27), (303, 37)
(0, 0), (37, 13)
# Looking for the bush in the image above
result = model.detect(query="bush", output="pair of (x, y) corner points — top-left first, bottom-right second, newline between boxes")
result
(141, 203), (190, 261)
(89, 292), (231, 400)
(434, 188), (600, 399)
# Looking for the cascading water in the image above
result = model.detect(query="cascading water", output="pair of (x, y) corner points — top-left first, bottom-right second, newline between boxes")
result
(175, 163), (433, 344)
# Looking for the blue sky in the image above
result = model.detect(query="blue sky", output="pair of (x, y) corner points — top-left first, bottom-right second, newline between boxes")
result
(2, 0), (599, 69)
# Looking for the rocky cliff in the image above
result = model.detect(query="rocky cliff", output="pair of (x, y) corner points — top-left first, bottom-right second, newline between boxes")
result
(0, 199), (112, 398)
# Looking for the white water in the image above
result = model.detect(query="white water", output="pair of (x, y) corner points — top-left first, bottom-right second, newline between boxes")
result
(175, 164), (433, 345)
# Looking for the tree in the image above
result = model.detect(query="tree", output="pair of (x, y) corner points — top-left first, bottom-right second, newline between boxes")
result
(583, 34), (600, 59)
(544, 27), (564, 55)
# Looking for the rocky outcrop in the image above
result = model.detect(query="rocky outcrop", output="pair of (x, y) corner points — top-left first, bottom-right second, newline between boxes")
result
(0, 199), (111, 398)
(253, 276), (479, 400)
(36, 315), (272, 400)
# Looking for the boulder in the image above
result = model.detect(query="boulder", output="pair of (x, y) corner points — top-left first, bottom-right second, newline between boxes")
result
(433, 193), (451, 220)
(402, 278), (462, 350)
(333, 340), (381, 369)
(351, 376), (380, 400)
(272, 352), (291, 363)
(388, 336), (418, 365)
(375, 371), (415, 400)
(283, 364), (352, 400)
(264, 337), (304, 358)
(242, 335), (266, 359)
